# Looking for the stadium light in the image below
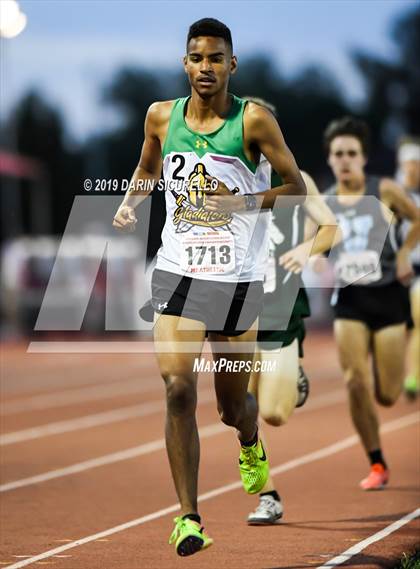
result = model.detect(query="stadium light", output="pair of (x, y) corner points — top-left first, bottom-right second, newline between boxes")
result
(0, 0), (27, 38)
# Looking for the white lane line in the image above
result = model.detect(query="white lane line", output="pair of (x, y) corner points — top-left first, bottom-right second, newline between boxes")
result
(0, 380), (344, 446)
(0, 390), (215, 446)
(269, 411), (419, 480)
(0, 379), (154, 416)
(0, 389), (346, 491)
(27, 341), (262, 354)
(0, 422), (228, 493)
(3, 411), (418, 569)
(0, 360), (155, 396)
(317, 508), (420, 568)
(0, 404), (161, 446)
(297, 389), (345, 411)
(1, 374), (212, 417)
(0, 364), (334, 417)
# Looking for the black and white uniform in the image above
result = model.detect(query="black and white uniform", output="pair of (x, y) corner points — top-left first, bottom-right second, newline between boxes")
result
(326, 176), (410, 330)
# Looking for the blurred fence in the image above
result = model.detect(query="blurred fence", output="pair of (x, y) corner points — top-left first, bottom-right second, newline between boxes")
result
(0, 232), (334, 337)
(0, 233), (149, 336)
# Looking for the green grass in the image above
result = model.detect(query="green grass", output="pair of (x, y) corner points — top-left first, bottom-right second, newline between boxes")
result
(394, 548), (420, 569)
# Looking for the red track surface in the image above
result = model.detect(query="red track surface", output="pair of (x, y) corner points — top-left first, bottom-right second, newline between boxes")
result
(0, 332), (419, 568)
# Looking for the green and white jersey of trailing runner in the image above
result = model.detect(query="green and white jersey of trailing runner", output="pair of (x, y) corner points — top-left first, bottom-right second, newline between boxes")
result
(156, 94), (271, 282)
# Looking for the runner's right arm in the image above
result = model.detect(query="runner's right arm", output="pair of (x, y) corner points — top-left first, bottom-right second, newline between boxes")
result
(113, 102), (169, 231)
(301, 171), (341, 255)
(380, 177), (420, 284)
(279, 172), (340, 274)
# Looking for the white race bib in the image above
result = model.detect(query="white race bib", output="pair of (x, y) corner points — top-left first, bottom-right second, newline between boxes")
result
(336, 250), (382, 285)
(180, 231), (235, 275)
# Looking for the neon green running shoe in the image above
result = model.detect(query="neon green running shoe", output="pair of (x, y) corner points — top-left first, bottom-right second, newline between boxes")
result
(169, 516), (213, 557)
(239, 439), (269, 494)
(404, 375), (420, 400)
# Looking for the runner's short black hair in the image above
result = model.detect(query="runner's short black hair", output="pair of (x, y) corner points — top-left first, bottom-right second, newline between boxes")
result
(187, 18), (232, 51)
(324, 116), (371, 157)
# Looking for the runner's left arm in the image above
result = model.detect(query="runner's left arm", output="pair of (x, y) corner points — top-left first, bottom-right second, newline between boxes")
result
(246, 104), (306, 208)
(205, 103), (306, 212)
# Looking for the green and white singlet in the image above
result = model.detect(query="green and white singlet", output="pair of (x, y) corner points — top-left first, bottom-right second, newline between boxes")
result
(257, 169), (311, 352)
(155, 95), (270, 282)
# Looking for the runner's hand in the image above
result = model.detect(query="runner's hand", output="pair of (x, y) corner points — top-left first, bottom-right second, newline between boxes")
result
(204, 175), (244, 213)
(113, 205), (137, 232)
(279, 242), (312, 274)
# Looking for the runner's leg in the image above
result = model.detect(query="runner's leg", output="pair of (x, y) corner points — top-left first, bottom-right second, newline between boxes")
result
(257, 340), (299, 427)
(154, 314), (206, 516)
(334, 319), (379, 453)
(372, 323), (406, 406)
(209, 322), (258, 443)
(407, 281), (420, 388)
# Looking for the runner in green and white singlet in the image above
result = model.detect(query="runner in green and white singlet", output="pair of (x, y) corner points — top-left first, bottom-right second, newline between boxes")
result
(113, 19), (306, 556)
(238, 98), (338, 525)
(247, 169), (338, 524)
(157, 94), (270, 282)
(258, 170), (311, 352)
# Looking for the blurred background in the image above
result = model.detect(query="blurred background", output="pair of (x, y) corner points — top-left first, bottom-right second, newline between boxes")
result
(1, 0), (419, 338)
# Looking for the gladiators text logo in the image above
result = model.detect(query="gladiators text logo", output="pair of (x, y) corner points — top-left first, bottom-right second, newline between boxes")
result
(173, 163), (233, 232)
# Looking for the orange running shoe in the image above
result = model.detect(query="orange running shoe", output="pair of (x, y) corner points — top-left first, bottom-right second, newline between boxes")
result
(359, 463), (389, 491)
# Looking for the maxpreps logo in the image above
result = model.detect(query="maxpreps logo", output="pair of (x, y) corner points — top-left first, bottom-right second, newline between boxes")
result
(173, 162), (233, 233)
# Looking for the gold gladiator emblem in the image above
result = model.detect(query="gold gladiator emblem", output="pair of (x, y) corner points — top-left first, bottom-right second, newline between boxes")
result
(188, 163), (207, 208)
(173, 162), (233, 232)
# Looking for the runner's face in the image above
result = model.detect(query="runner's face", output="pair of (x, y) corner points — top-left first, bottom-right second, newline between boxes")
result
(328, 136), (366, 183)
(400, 160), (420, 189)
(184, 36), (236, 98)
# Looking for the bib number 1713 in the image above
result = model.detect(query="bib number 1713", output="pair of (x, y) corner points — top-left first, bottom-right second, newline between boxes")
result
(180, 232), (235, 274)
(185, 244), (231, 266)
